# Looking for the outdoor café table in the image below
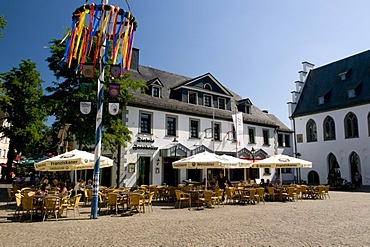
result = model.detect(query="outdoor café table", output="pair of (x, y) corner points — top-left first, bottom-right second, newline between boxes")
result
(236, 188), (255, 204)
(274, 187), (287, 201)
(187, 190), (206, 209)
(306, 186), (318, 199)
(117, 191), (144, 212)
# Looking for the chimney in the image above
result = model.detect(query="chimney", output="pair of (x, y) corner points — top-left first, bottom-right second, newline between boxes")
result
(130, 48), (139, 71)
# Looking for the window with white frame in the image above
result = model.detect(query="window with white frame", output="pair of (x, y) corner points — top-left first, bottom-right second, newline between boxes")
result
(204, 95), (212, 107)
(213, 123), (221, 141)
(284, 134), (290, 147)
(166, 116), (177, 136)
(218, 98), (226, 110)
(278, 134), (284, 147)
(344, 112), (358, 138)
(190, 119), (199, 138)
(248, 128), (255, 144)
(152, 86), (160, 97)
(140, 112), (152, 134)
(263, 129), (269, 145)
(188, 92), (197, 105)
(306, 119), (317, 142)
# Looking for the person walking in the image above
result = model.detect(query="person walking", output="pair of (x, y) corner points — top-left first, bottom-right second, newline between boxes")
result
(353, 172), (362, 190)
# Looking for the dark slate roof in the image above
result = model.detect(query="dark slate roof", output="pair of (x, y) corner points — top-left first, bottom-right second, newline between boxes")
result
(292, 49), (370, 117)
(265, 113), (291, 132)
(128, 65), (290, 131)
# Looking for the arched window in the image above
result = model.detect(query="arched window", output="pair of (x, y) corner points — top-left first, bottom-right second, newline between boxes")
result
(306, 119), (317, 142)
(344, 112), (359, 138)
(323, 116), (336, 140)
(349, 152), (361, 182)
(204, 83), (212, 90)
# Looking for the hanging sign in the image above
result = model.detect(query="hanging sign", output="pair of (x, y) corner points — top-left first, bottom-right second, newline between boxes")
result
(80, 82), (92, 94)
(109, 84), (120, 97)
(80, 102), (92, 114)
(109, 103), (119, 115)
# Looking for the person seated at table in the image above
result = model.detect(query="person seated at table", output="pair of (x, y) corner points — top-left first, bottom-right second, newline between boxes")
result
(57, 182), (68, 195)
(77, 178), (85, 201)
(40, 179), (50, 195)
(274, 179), (282, 187)
(52, 179), (59, 189)
(259, 178), (265, 187)
(238, 180), (246, 187)
(85, 179), (93, 189)
(265, 179), (272, 187)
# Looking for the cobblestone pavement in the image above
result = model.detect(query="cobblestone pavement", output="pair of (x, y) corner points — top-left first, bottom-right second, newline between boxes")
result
(0, 191), (369, 247)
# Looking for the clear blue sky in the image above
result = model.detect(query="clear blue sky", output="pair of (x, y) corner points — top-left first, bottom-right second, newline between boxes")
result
(2, 1), (370, 127)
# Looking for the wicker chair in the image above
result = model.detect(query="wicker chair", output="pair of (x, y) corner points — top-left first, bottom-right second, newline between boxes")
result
(174, 190), (191, 209)
(107, 192), (122, 215)
(65, 194), (82, 217)
(129, 193), (145, 215)
(144, 192), (155, 212)
(254, 187), (266, 204)
(42, 196), (61, 221)
(21, 196), (40, 222)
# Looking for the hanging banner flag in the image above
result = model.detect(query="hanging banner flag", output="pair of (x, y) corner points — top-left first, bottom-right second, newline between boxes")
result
(80, 82), (92, 94)
(80, 102), (92, 114)
(109, 102), (119, 115)
(232, 112), (244, 148)
(109, 84), (120, 98)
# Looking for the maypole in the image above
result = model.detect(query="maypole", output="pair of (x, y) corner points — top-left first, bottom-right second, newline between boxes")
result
(62, 1), (137, 219)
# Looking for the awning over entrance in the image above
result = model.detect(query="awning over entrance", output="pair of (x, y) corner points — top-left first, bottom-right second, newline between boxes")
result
(160, 143), (190, 157)
(238, 148), (268, 160)
(191, 145), (212, 155)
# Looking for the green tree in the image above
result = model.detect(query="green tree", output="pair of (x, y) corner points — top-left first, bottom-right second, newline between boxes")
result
(0, 60), (48, 178)
(0, 15), (7, 38)
(45, 38), (146, 154)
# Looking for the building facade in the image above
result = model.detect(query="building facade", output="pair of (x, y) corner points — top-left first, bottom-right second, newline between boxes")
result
(109, 49), (293, 187)
(289, 50), (370, 186)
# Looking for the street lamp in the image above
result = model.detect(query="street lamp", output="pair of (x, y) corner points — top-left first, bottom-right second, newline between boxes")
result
(251, 147), (255, 162)
(172, 137), (179, 158)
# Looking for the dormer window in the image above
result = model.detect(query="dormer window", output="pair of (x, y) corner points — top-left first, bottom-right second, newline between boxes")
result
(318, 96), (325, 105)
(338, 70), (349, 81)
(347, 89), (356, 98)
(218, 98), (226, 110)
(204, 95), (212, 107)
(204, 83), (212, 90)
(245, 104), (251, 114)
(152, 86), (160, 97)
(188, 92), (197, 104)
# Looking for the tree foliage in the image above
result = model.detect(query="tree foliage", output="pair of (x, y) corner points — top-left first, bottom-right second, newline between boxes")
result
(0, 60), (48, 170)
(45, 38), (146, 154)
(0, 15), (7, 38)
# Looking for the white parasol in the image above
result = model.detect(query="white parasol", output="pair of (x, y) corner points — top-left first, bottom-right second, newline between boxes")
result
(34, 149), (113, 172)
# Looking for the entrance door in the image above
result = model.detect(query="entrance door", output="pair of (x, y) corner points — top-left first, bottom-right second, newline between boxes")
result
(137, 156), (151, 186)
(163, 157), (179, 186)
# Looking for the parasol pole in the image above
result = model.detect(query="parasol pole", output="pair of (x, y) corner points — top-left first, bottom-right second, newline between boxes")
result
(91, 0), (108, 219)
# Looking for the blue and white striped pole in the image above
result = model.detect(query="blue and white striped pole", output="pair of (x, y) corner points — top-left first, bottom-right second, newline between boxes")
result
(91, 0), (108, 219)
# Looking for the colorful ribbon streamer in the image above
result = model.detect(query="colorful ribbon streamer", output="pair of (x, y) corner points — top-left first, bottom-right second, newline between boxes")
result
(63, 4), (137, 76)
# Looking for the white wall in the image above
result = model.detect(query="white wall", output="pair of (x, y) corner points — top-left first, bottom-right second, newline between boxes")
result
(294, 104), (370, 185)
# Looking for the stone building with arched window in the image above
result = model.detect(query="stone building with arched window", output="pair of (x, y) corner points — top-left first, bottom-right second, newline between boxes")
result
(288, 50), (370, 186)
